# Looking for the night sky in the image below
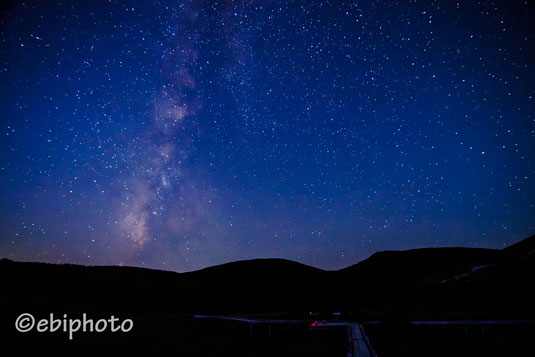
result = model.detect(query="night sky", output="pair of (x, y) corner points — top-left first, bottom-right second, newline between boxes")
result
(0, 0), (533, 272)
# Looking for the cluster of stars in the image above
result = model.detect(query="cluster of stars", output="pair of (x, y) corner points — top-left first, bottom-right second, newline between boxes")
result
(0, 0), (533, 271)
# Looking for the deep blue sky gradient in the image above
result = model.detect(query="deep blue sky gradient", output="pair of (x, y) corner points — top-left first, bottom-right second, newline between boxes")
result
(0, 0), (533, 271)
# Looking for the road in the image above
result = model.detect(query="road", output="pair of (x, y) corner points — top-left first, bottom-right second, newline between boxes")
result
(193, 315), (377, 356)
(347, 323), (374, 357)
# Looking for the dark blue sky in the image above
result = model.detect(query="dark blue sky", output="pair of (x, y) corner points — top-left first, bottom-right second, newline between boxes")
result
(1, 0), (533, 271)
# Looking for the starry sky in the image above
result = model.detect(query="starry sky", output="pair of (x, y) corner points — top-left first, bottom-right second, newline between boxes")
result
(0, 0), (533, 272)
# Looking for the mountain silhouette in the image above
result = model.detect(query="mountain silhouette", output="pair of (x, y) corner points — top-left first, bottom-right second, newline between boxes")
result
(1, 234), (533, 318)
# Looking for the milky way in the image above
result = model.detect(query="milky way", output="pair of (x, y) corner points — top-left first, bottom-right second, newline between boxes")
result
(0, 1), (534, 271)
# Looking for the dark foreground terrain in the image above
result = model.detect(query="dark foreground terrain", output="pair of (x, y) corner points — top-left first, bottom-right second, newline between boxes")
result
(1, 234), (534, 355)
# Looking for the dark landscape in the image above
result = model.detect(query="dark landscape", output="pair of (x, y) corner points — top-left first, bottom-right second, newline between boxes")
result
(2, 234), (534, 356)
(1, 2), (534, 354)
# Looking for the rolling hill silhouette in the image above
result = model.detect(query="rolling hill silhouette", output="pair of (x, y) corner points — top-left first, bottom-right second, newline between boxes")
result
(1, 234), (534, 318)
